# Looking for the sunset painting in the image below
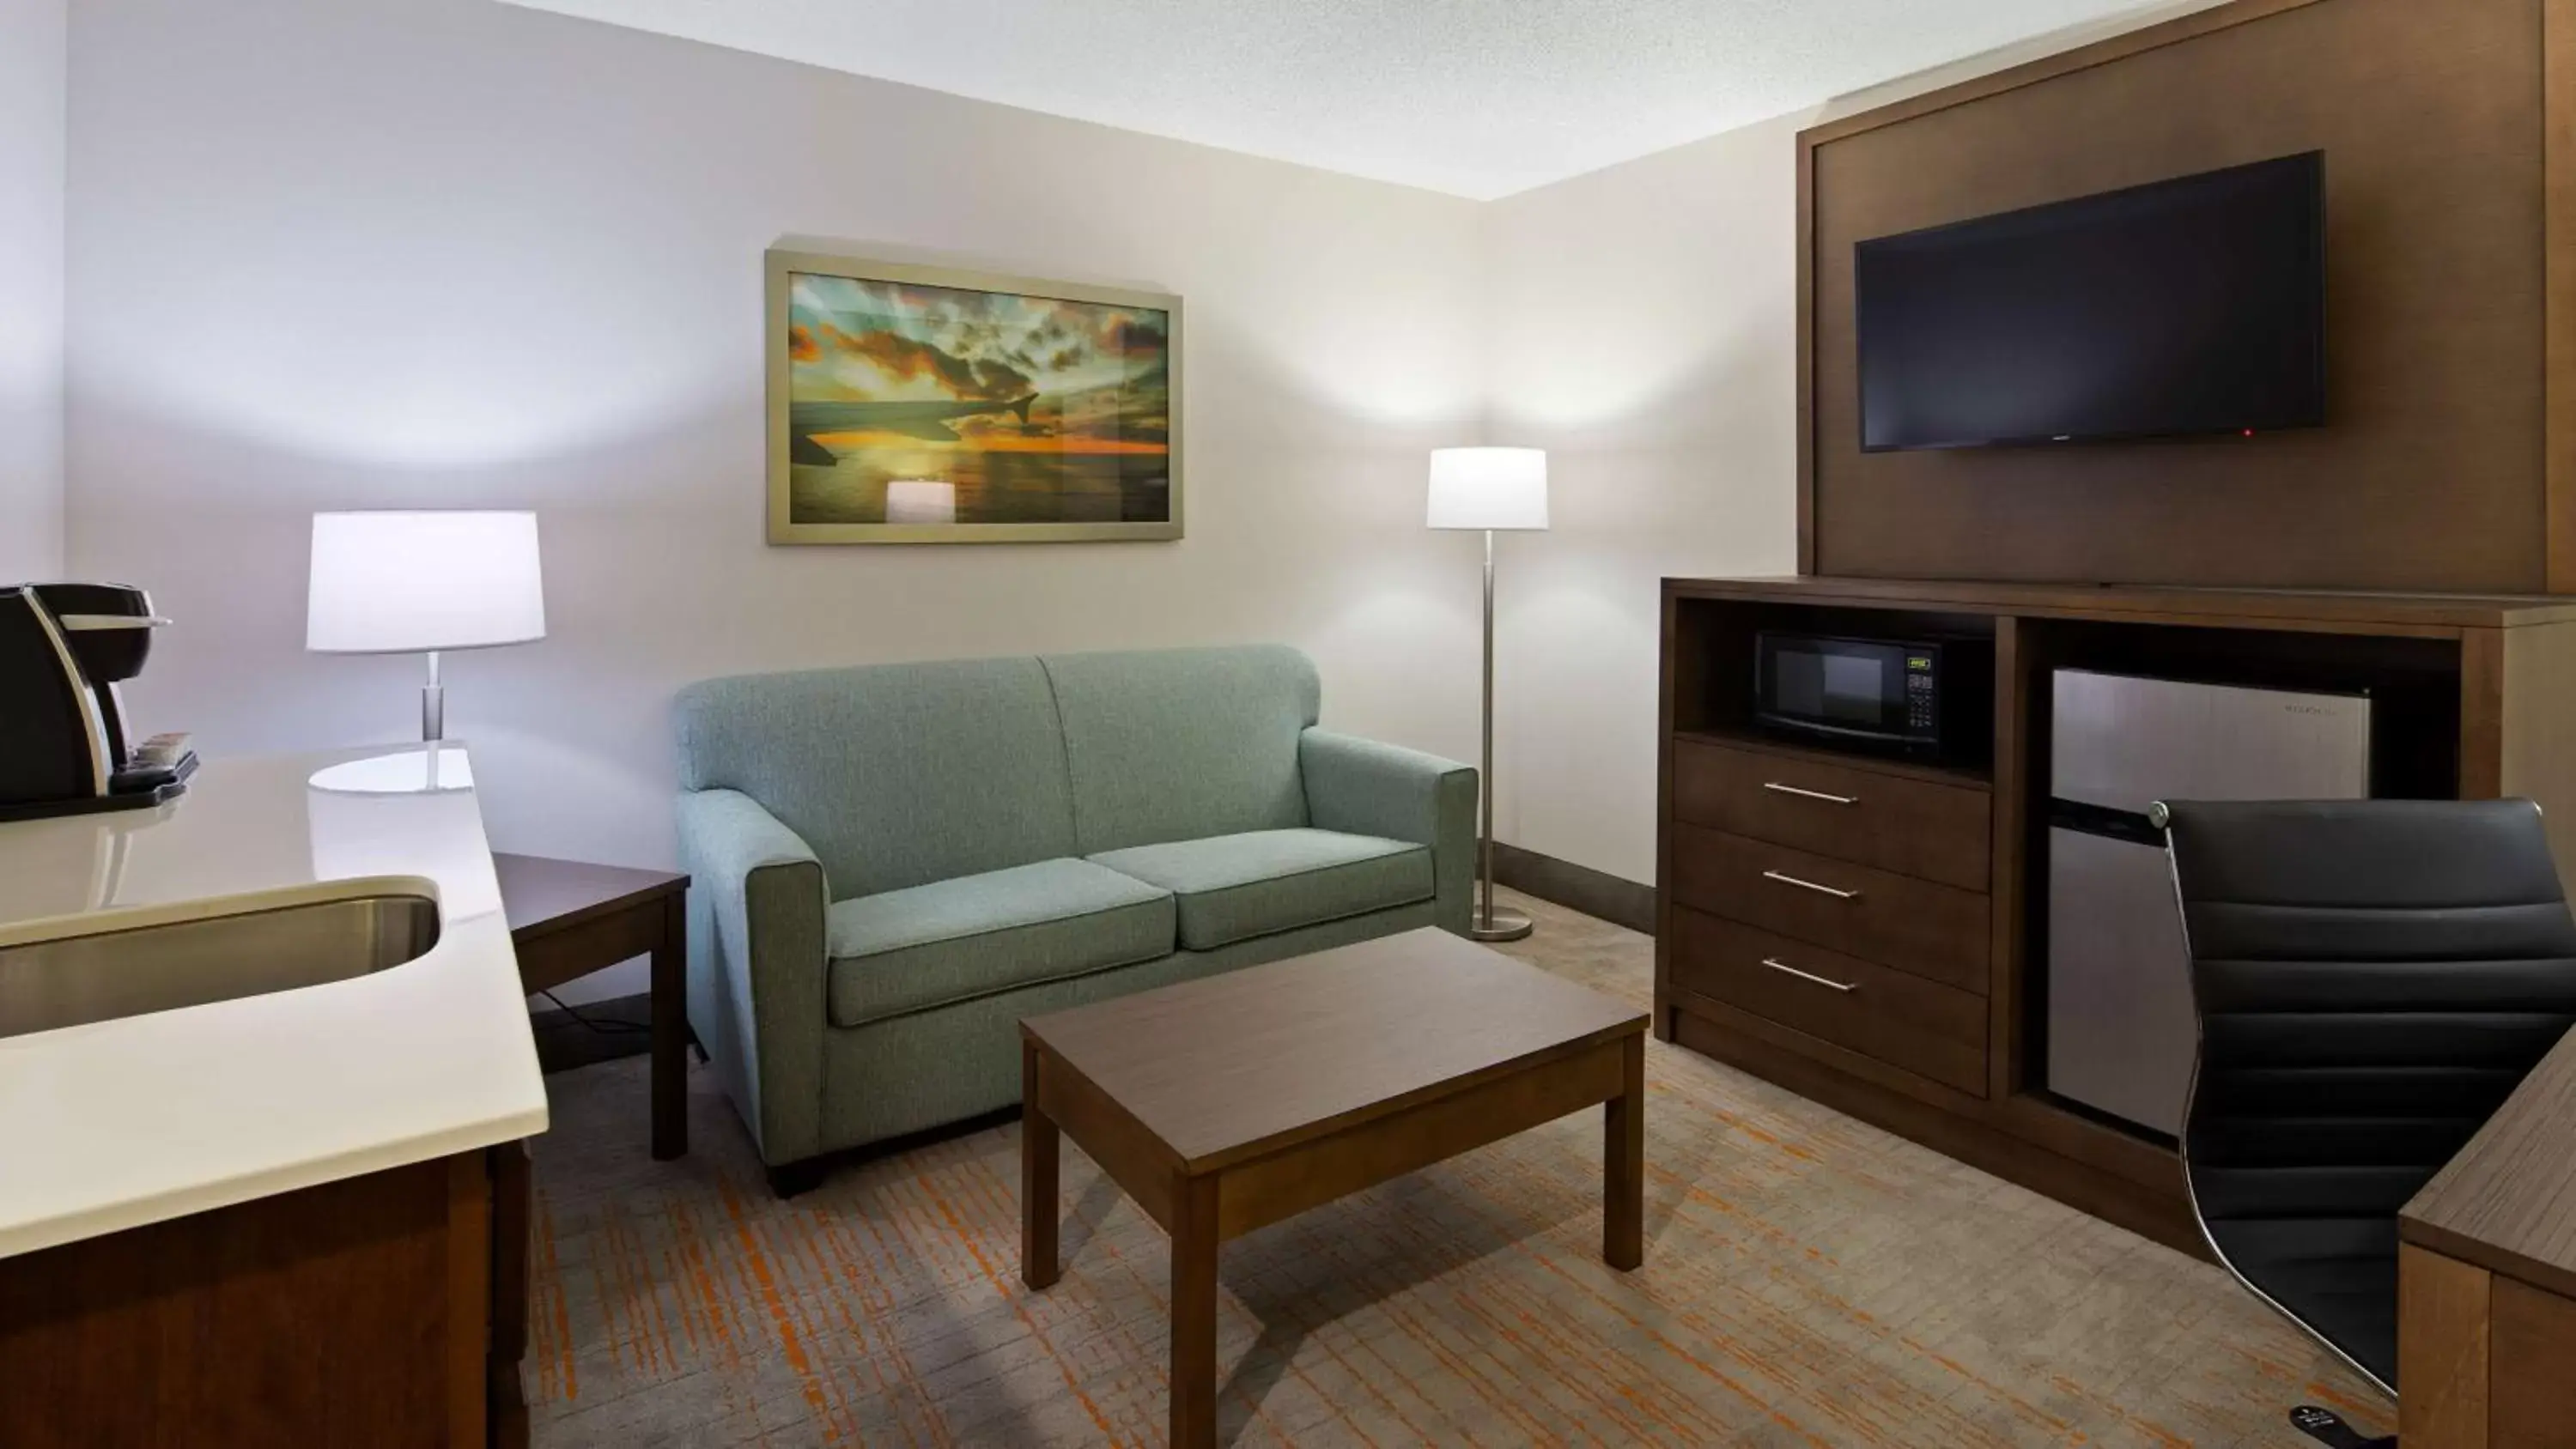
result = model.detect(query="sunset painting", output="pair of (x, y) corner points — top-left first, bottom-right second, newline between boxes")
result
(766, 253), (1181, 543)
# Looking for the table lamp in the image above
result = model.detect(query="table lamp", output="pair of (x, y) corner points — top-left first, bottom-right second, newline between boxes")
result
(1427, 447), (1548, 942)
(306, 511), (545, 790)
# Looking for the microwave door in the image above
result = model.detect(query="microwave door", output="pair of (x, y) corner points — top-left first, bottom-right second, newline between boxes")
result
(1765, 638), (1907, 737)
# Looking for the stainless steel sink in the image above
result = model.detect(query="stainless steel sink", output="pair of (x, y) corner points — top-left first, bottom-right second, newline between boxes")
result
(0, 894), (440, 1040)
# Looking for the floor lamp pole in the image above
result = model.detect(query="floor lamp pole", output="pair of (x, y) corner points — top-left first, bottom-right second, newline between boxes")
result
(1473, 526), (1533, 942)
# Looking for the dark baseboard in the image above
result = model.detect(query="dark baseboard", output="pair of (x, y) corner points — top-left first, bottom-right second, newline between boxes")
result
(1490, 841), (1656, 935)
(529, 991), (655, 1075)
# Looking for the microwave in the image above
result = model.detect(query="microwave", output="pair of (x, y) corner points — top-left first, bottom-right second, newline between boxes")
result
(1753, 632), (1993, 761)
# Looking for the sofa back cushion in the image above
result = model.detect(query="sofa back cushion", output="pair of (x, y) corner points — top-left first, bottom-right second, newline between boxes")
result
(673, 658), (1078, 898)
(1040, 645), (1319, 854)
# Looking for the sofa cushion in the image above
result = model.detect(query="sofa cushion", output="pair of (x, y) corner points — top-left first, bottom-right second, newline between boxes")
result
(1088, 828), (1432, 950)
(674, 658), (1078, 900)
(1040, 645), (1320, 854)
(825, 859), (1175, 1028)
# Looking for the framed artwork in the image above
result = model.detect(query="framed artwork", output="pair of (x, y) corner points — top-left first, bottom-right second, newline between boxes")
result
(766, 250), (1182, 543)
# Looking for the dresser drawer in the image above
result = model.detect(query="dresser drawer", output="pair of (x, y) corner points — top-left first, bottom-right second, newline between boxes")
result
(1669, 825), (1990, 992)
(1670, 907), (1988, 1094)
(1673, 739), (1990, 891)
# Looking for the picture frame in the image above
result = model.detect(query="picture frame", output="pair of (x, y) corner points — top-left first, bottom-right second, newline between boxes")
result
(765, 249), (1184, 544)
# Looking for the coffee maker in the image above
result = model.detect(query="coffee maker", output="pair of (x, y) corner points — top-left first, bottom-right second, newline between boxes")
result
(0, 583), (195, 822)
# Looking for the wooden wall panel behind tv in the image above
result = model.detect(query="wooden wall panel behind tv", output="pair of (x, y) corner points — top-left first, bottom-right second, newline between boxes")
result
(1801, 0), (2571, 591)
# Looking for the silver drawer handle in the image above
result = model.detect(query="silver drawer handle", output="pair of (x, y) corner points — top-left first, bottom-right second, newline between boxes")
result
(1763, 781), (1857, 805)
(1763, 870), (1861, 900)
(1761, 957), (1859, 992)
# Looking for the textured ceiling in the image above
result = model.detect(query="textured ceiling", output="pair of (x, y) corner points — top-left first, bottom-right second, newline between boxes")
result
(503, 0), (2165, 199)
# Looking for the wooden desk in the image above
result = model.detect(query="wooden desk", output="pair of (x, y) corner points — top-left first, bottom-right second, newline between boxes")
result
(493, 853), (690, 1160)
(2398, 1025), (2576, 1446)
(1019, 929), (1646, 1449)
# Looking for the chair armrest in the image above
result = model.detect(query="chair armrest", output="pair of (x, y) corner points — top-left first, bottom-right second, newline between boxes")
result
(676, 788), (829, 1165)
(1300, 728), (1479, 935)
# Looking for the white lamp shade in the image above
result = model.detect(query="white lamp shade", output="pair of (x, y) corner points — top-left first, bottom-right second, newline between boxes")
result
(307, 511), (547, 654)
(1427, 447), (1549, 530)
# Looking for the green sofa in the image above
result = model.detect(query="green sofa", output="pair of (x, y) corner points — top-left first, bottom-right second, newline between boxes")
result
(671, 644), (1478, 1192)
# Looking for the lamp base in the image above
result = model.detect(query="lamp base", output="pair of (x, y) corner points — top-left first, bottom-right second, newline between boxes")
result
(307, 745), (475, 795)
(1468, 908), (1534, 943)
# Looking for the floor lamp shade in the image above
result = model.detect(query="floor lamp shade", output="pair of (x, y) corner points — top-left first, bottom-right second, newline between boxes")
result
(1427, 447), (1549, 531)
(307, 511), (547, 654)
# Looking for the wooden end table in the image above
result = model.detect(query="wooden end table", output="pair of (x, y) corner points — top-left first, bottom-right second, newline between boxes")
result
(493, 852), (691, 1160)
(1018, 927), (1648, 1448)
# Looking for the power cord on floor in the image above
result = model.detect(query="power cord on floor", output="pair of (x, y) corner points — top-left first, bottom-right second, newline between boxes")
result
(538, 989), (653, 1035)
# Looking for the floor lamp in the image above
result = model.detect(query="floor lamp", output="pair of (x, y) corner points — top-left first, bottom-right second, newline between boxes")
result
(1428, 447), (1548, 943)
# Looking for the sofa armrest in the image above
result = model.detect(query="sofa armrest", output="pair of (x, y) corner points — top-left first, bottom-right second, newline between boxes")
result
(1300, 728), (1479, 935)
(676, 788), (829, 1166)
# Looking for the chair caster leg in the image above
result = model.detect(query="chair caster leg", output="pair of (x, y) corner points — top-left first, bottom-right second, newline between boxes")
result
(2290, 1405), (2395, 1449)
(766, 1159), (829, 1198)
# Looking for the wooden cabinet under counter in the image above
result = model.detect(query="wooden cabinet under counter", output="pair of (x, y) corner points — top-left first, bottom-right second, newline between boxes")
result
(0, 1143), (530, 1449)
(1674, 736), (1991, 891)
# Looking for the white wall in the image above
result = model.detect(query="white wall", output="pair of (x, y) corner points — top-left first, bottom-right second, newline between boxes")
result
(0, 0), (66, 581)
(1473, 0), (2231, 886)
(60, 0), (2238, 985)
(1480, 116), (1805, 884)
(66, 0), (1489, 994)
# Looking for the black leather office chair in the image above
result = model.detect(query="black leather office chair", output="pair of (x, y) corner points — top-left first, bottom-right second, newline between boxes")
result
(2160, 798), (2576, 1449)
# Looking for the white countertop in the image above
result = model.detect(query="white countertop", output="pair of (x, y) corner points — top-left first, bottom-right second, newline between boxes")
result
(0, 746), (549, 1258)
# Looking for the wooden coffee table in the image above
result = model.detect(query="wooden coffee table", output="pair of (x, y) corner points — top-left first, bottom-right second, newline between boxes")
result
(1018, 926), (1649, 1447)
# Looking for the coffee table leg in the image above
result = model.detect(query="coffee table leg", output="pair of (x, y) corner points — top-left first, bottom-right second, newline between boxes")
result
(1022, 1037), (1060, 1291)
(651, 894), (688, 1161)
(1605, 1032), (1644, 1270)
(1171, 1173), (1219, 1449)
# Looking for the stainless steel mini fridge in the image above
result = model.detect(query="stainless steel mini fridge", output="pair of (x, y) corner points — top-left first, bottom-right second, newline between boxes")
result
(2044, 669), (2372, 1136)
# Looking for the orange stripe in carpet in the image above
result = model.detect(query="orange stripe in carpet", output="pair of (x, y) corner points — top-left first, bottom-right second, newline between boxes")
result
(1467, 1269), (1697, 1443)
(1904, 1340), (2078, 1439)
(914, 1171), (1122, 1445)
(809, 1203), (933, 1449)
(713, 1174), (835, 1430)
(973, 1149), (1295, 1444)
(538, 1191), (578, 1401)
(2048, 1374), (2196, 1449)
(769, 1207), (865, 1445)
(2305, 1378), (2394, 1422)
(671, 1195), (749, 1369)
(1234, 1250), (1436, 1447)
(1508, 1223), (1839, 1448)
(1748, 1258), (2057, 1442)
(598, 1208), (654, 1377)
(1297, 1217), (1516, 1445)
(1363, 1183), (1672, 1444)
(635, 1208), (686, 1379)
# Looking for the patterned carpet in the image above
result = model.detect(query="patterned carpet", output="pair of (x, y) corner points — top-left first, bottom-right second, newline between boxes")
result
(525, 890), (2393, 1447)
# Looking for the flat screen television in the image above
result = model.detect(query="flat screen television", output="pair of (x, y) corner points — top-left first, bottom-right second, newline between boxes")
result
(1855, 152), (2325, 452)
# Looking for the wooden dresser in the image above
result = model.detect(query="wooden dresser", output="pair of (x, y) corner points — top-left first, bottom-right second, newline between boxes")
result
(1668, 736), (1992, 1097)
(1657, 574), (2576, 1252)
